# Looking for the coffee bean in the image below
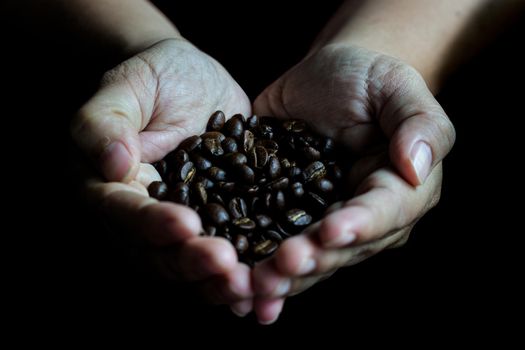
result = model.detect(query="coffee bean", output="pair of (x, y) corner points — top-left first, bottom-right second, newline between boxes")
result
(201, 131), (226, 143)
(255, 214), (272, 228)
(235, 164), (255, 184)
(254, 146), (268, 169)
(178, 135), (202, 152)
(208, 192), (225, 206)
(153, 160), (168, 178)
(232, 217), (256, 231)
(217, 181), (235, 193)
(287, 166), (303, 181)
(192, 154), (212, 171)
(202, 203), (230, 226)
(264, 230), (283, 242)
(234, 234), (249, 254)
(258, 124), (274, 139)
(175, 161), (196, 184)
(306, 192), (328, 211)
(290, 182), (305, 198)
(224, 114), (244, 139)
(221, 137), (239, 154)
(302, 146), (321, 162)
(241, 130), (255, 153)
(285, 209), (312, 227)
(148, 181), (168, 199)
(283, 120), (306, 133)
(169, 182), (190, 205)
(272, 190), (286, 211)
(229, 197), (248, 219)
(224, 152), (248, 167)
(266, 177), (289, 191)
(203, 137), (224, 157)
(322, 137), (336, 157)
(253, 240), (279, 257)
(255, 139), (279, 153)
(266, 155), (281, 179)
(303, 161), (326, 183)
(193, 181), (208, 205)
(207, 111), (226, 131)
(247, 115), (259, 129)
(204, 225), (217, 237)
(311, 178), (334, 195)
(207, 167), (227, 182)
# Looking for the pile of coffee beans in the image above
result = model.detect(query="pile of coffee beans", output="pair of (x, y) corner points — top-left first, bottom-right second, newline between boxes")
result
(148, 111), (350, 265)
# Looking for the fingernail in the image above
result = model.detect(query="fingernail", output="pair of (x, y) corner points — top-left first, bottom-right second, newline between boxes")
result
(260, 316), (279, 326)
(273, 279), (291, 296)
(410, 141), (432, 185)
(325, 232), (357, 248)
(100, 141), (133, 181)
(230, 301), (252, 318)
(298, 257), (316, 275)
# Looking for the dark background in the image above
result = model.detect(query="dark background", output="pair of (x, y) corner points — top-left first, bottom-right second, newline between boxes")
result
(2, 1), (523, 338)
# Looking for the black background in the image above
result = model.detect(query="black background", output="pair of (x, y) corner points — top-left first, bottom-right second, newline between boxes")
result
(2, 1), (523, 339)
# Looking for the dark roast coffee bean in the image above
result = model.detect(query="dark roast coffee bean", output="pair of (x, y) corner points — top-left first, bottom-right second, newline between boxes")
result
(175, 161), (196, 184)
(241, 130), (255, 153)
(285, 209), (312, 227)
(208, 192), (225, 206)
(178, 135), (202, 152)
(203, 137), (224, 157)
(322, 137), (336, 157)
(311, 178), (334, 195)
(229, 197), (248, 219)
(255, 139), (279, 153)
(235, 164), (255, 184)
(207, 111), (225, 131)
(202, 203), (230, 226)
(253, 240), (279, 257)
(302, 146), (321, 162)
(193, 181), (208, 205)
(264, 230), (283, 242)
(266, 177), (289, 191)
(195, 176), (214, 189)
(153, 160), (168, 178)
(201, 131), (226, 143)
(290, 182), (305, 198)
(169, 182), (190, 205)
(207, 167), (227, 182)
(192, 154), (212, 171)
(247, 115), (259, 129)
(221, 137), (238, 154)
(303, 161), (326, 183)
(255, 214), (272, 228)
(217, 181), (235, 193)
(258, 124), (274, 139)
(288, 166), (303, 181)
(283, 120), (306, 133)
(224, 114), (244, 139)
(266, 155), (281, 179)
(232, 217), (256, 231)
(224, 152), (248, 167)
(148, 181), (168, 199)
(204, 225), (217, 237)
(234, 234), (249, 254)
(280, 158), (292, 169)
(272, 190), (286, 211)
(254, 146), (269, 169)
(306, 192), (328, 211)
(275, 222), (292, 238)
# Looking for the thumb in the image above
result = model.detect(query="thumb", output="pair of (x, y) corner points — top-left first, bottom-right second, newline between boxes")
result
(253, 79), (289, 118)
(71, 81), (143, 183)
(378, 71), (456, 186)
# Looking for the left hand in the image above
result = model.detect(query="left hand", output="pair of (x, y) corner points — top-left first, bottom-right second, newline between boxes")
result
(250, 44), (455, 324)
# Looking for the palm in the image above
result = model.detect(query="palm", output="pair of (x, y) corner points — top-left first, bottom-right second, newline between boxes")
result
(113, 39), (251, 163)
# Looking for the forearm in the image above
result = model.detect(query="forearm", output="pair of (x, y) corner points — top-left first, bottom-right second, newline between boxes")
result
(312, 0), (524, 91)
(4, 0), (181, 59)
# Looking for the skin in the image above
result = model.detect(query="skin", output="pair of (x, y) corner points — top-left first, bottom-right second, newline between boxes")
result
(6, 0), (523, 324)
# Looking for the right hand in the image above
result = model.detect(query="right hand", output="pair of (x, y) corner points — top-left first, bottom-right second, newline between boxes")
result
(71, 38), (254, 316)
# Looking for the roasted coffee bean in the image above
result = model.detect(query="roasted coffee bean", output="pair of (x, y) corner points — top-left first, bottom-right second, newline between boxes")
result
(175, 161), (196, 184)
(224, 114), (244, 139)
(217, 181), (235, 193)
(255, 139), (279, 153)
(221, 137), (238, 154)
(153, 160), (168, 178)
(192, 154), (212, 171)
(235, 164), (255, 184)
(266, 155), (281, 179)
(303, 161), (326, 183)
(280, 158), (292, 169)
(275, 222), (292, 238)
(290, 182), (305, 198)
(234, 234), (249, 254)
(208, 193), (225, 206)
(195, 176), (214, 189)
(285, 209), (312, 227)
(283, 120), (306, 133)
(169, 182), (190, 205)
(241, 130), (255, 153)
(224, 152), (248, 167)
(229, 197), (248, 219)
(253, 240), (279, 257)
(148, 181), (168, 199)
(254, 146), (269, 169)
(202, 203), (230, 226)
(264, 230), (283, 242)
(266, 177), (289, 191)
(250, 197), (261, 213)
(306, 192), (328, 211)
(255, 214), (272, 228)
(201, 131), (226, 143)
(302, 146), (321, 162)
(258, 124), (274, 139)
(263, 192), (272, 210)
(207, 167), (227, 182)
(247, 114), (259, 129)
(178, 135), (202, 152)
(288, 166), (303, 181)
(203, 137), (224, 157)
(207, 110), (226, 131)
(232, 217), (256, 231)
(193, 181), (208, 205)
(311, 178), (334, 195)
(220, 231), (233, 241)
(272, 190), (286, 211)
(322, 137), (336, 157)
(330, 164), (343, 181)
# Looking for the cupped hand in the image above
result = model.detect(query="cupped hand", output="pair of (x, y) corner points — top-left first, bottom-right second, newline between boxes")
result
(251, 44), (455, 324)
(71, 38), (253, 314)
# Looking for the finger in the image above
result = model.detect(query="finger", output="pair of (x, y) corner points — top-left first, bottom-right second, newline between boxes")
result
(88, 180), (201, 246)
(288, 270), (336, 296)
(252, 260), (293, 298)
(160, 236), (238, 282)
(253, 79), (286, 118)
(253, 297), (285, 325)
(377, 69), (455, 186)
(318, 164), (442, 248)
(198, 262), (253, 303)
(230, 299), (254, 318)
(71, 75), (147, 183)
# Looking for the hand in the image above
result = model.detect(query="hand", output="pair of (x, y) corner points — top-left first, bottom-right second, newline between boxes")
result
(251, 44), (455, 324)
(71, 38), (253, 314)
